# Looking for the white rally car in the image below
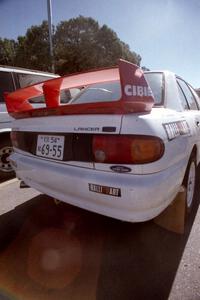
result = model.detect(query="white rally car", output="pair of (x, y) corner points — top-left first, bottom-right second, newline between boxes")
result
(5, 60), (200, 222)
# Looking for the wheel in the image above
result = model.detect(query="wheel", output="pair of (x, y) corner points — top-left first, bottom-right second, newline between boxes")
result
(183, 155), (196, 214)
(0, 136), (15, 180)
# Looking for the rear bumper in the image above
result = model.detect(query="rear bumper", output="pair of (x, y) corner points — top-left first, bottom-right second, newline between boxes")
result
(10, 152), (186, 222)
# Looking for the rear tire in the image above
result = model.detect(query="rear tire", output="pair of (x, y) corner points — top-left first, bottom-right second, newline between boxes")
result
(183, 155), (196, 215)
(0, 136), (15, 180)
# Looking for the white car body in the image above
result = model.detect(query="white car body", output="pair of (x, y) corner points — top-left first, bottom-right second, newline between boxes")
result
(6, 60), (200, 222)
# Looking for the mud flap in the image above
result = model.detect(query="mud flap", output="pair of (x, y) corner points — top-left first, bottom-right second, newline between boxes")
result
(20, 181), (30, 188)
(54, 198), (61, 205)
(154, 186), (186, 234)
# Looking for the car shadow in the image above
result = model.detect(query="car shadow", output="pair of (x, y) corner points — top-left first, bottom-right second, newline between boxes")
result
(97, 164), (200, 300)
(0, 167), (199, 299)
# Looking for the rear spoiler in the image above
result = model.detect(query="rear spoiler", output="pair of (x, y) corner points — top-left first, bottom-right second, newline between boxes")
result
(5, 59), (154, 119)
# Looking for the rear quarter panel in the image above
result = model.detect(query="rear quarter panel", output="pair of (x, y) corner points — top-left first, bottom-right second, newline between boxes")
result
(120, 108), (194, 177)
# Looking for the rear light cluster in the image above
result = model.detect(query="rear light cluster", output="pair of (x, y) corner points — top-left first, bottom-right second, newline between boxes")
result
(92, 135), (164, 164)
(11, 131), (164, 165)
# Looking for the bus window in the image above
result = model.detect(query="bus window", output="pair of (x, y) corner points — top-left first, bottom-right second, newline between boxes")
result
(0, 71), (15, 103)
(17, 73), (55, 88)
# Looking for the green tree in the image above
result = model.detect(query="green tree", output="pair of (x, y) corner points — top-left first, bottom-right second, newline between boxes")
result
(0, 16), (142, 74)
(14, 21), (52, 72)
(54, 16), (141, 74)
(54, 16), (100, 74)
(0, 38), (17, 65)
(95, 25), (141, 67)
(142, 66), (150, 71)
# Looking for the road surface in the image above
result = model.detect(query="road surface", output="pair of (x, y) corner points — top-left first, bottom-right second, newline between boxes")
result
(0, 178), (200, 300)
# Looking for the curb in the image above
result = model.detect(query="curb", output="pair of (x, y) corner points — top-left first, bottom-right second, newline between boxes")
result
(0, 178), (18, 189)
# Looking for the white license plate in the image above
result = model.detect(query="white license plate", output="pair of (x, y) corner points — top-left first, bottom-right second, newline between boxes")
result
(36, 135), (65, 160)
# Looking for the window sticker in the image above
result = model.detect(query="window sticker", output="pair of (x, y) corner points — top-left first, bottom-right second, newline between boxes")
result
(163, 120), (190, 141)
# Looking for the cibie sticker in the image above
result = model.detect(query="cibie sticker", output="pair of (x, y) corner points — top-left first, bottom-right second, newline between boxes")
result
(163, 120), (190, 141)
(124, 85), (153, 97)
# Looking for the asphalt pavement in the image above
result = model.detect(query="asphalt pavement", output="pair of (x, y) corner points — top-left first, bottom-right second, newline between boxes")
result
(0, 178), (200, 300)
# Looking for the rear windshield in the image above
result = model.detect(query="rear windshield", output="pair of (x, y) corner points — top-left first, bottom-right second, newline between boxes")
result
(70, 73), (163, 106)
(144, 72), (163, 105)
(29, 89), (80, 104)
(70, 81), (121, 104)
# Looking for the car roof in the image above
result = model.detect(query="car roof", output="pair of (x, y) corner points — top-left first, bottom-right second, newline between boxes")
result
(144, 70), (174, 75)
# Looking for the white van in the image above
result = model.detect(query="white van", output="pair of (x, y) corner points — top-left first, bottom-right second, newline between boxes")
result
(0, 65), (58, 180)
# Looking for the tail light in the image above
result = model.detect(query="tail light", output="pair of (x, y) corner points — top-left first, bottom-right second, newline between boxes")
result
(92, 135), (164, 164)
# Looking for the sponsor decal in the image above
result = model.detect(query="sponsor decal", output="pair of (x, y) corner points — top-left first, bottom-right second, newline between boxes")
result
(124, 85), (153, 97)
(163, 120), (190, 141)
(74, 127), (100, 132)
(88, 183), (121, 197)
(110, 165), (132, 173)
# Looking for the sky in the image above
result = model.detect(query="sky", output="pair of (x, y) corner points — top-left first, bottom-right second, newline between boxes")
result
(0, 0), (200, 87)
